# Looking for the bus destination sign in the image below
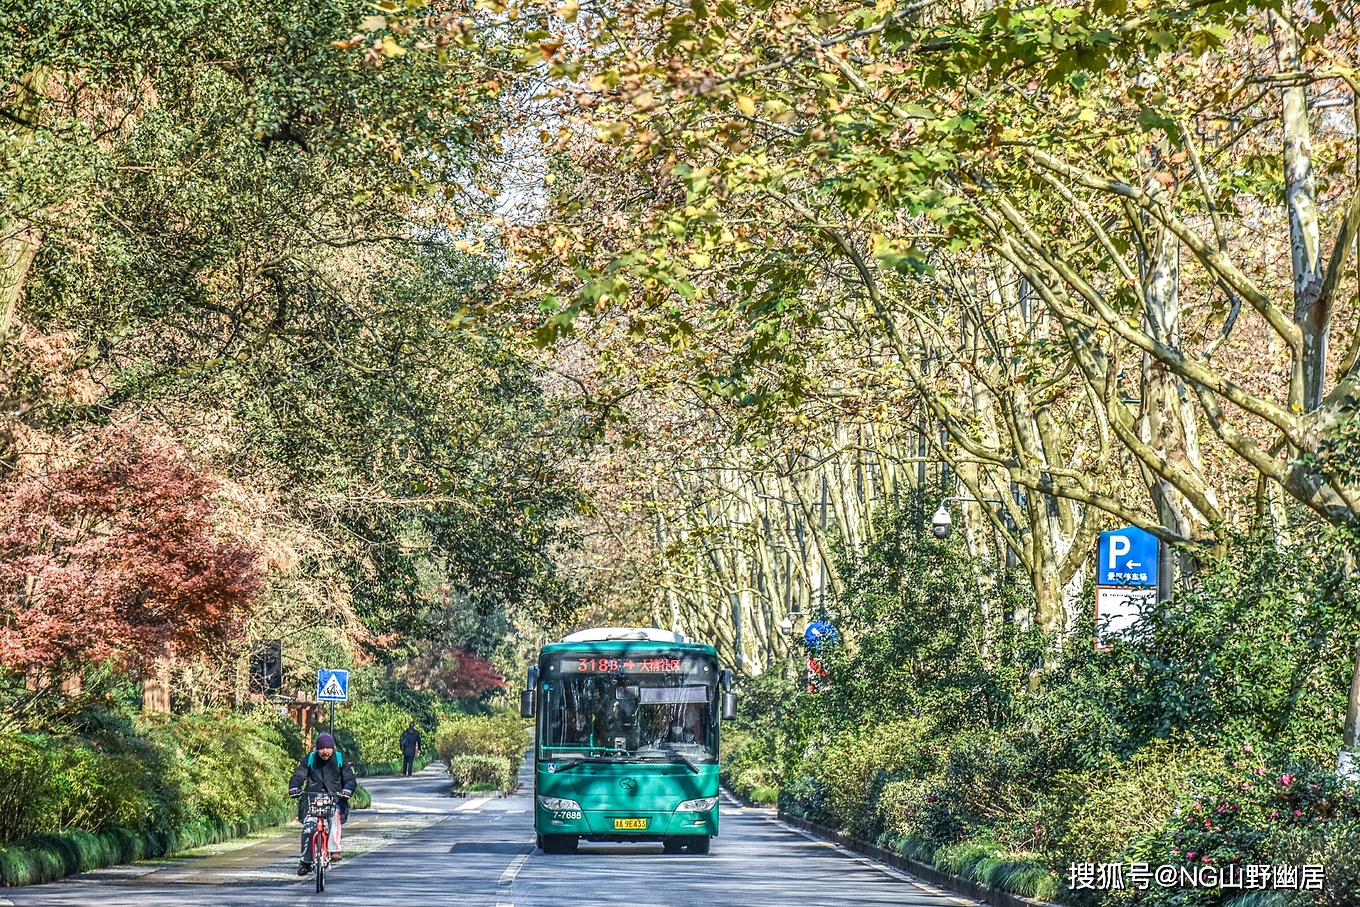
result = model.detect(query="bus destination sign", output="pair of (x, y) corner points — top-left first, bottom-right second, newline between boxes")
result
(570, 656), (684, 673)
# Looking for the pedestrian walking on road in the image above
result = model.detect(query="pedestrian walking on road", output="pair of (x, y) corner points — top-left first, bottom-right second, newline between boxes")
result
(289, 732), (356, 875)
(399, 722), (422, 776)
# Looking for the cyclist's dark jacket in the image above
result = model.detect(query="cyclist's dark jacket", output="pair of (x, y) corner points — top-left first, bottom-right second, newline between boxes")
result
(290, 751), (356, 820)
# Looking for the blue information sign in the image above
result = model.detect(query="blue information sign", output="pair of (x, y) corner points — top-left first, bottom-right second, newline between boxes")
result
(317, 668), (349, 702)
(804, 621), (839, 652)
(1098, 527), (1159, 587)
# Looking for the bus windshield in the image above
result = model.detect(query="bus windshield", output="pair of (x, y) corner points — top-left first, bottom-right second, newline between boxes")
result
(540, 652), (718, 764)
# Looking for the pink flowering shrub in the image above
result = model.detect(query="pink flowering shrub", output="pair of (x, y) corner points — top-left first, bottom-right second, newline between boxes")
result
(1121, 752), (1360, 905)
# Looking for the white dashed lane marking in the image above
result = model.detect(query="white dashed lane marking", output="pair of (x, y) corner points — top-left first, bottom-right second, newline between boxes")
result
(455, 798), (493, 812)
(496, 837), (535, 886)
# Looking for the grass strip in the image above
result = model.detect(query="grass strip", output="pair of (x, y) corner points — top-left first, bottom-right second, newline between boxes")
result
(922, 839), (1059, 901)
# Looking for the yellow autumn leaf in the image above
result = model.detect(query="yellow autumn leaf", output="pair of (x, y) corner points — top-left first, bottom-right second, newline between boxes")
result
(380, 36), (406, 57)
(736, 95), (756, 117)
(360, 14), (387, 30)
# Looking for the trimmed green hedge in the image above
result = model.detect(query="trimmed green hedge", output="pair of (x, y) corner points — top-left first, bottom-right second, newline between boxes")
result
(0, 777), (371, 887)
(434, 715), (527, 763)
(0, 800), (294, 887)
(435, 715), (527, 791)
(0, 706), (319, 887)
(446, 755), (516, 791)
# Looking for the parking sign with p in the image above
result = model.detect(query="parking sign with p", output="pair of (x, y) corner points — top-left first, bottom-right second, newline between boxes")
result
(1098, 526), (1158, 588)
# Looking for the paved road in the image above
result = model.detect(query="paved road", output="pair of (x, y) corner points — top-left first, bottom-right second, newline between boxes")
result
(0, 763), (977, 907)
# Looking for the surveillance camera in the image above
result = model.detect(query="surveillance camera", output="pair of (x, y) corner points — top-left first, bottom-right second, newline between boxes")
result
(930, 504), (952, 539)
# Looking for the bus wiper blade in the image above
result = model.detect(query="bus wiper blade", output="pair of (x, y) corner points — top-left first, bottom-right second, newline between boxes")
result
(549, 756), (618, 771)
(670, 753), (700, 774)
(634, 749), (703, 773)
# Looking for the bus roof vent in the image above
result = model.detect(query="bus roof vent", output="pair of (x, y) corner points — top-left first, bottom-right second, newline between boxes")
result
(560, 627), (689, 644)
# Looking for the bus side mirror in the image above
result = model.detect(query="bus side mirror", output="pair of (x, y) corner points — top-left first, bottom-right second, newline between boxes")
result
(521, 665), (539, 718)
(719, 669), (732, 692)
(721, 691), (738, 721)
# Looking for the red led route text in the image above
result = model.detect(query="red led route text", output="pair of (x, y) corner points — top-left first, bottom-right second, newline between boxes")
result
(572, 657), (684, 673)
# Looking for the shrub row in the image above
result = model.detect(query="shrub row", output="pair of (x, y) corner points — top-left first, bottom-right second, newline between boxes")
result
(434, 715), (528, 791)
(723, 504), (1360, 905)
(447, 755), (517, 791)
(0, 710), (295, 848)
(0, 786), (371, 888)
(0, 799), (294, 887)
(0, 707), (321, 886)
(757, 696), (1360, 904)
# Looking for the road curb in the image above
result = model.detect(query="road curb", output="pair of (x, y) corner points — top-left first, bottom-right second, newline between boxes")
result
(775, 811), (1061, 907)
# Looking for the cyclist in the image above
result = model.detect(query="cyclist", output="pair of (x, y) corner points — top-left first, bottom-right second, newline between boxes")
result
(289, 732), (356, 875)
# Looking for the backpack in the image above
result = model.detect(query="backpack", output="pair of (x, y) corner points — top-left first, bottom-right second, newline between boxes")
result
(306, 750), (344, 768)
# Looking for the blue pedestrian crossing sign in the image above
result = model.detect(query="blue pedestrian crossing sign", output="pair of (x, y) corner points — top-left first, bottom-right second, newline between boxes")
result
(317, 669), (349, 702)
(1098, 526), (1158, 587)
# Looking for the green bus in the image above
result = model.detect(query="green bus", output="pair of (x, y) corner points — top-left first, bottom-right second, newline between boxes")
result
(519, 627), (737, 855)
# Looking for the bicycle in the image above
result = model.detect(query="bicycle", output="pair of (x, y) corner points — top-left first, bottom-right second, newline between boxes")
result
(299, 792), (337, 892)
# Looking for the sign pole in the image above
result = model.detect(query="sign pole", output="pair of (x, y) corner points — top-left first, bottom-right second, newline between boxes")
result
(1157, 538), (1173, 603)
(329, 701), (334, 737)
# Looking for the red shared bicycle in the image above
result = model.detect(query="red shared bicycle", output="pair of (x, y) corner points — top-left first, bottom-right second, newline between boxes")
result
(303, 792), (336, 892)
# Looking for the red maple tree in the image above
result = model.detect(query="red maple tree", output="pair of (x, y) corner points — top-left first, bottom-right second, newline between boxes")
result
(0, 427), (262, 675)
(404, 643), (507, 699)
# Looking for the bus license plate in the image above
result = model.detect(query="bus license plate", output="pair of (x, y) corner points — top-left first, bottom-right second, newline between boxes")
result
(613, 818), (648, 830)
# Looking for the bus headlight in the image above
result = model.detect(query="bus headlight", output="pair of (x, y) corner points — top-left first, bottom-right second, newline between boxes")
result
(537, 795), (582, 811)
(675, 797), (719, 812)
